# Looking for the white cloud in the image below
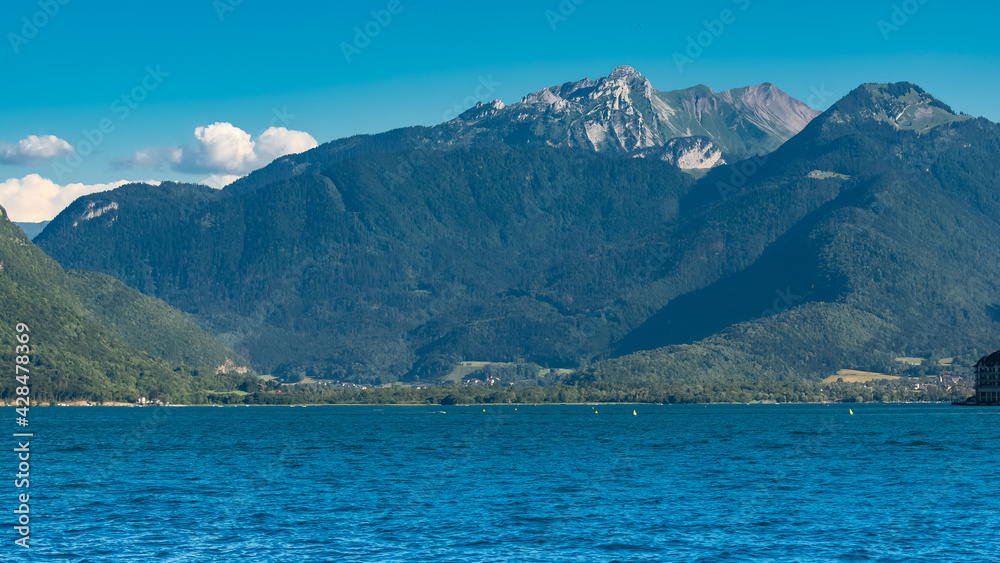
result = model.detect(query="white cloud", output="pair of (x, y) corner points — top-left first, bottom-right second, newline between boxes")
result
(0, 135), (74, 165)
(201, 174), (244, 189)
(116, 122), (318, 176)
(192, 122), (257, 173)
(255, 127), (319, 164)
(0, 175), (157, 222)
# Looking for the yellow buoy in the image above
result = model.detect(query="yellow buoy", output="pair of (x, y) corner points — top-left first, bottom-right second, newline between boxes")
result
(849, 408), (854, 415)
(633, 410), (637, 416)
(483, 409), (486, 412)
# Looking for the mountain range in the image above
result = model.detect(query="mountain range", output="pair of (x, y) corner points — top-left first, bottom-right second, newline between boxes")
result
(433, 65), (818, 166)
(24, 68), (1000, 395)
(223, 66), (818, 197)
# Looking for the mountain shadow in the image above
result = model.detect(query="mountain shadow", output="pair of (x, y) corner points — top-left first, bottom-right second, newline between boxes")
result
(613, 187), (861, 355)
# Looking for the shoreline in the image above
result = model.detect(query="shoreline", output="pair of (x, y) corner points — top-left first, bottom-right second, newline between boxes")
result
(4, 400), (962, 408)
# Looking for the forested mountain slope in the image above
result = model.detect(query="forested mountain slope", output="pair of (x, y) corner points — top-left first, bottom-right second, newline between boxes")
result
(0, 205), (249, 402)
(37, 148), (694, 381)
(581, 83), (998, 386)
(35, 82), (1000, 390)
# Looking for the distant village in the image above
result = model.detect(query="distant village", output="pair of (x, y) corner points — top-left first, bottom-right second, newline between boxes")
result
(332, 375), (508, 390)
(911, 374), (964, 391)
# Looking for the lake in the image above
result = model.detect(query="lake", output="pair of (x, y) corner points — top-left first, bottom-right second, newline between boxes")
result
(22, 403), (1000, 561)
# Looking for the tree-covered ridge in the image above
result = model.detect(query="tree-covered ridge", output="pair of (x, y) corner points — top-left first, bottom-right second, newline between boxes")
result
(196, 378), (969, 406)
(583, 89), (1000, 385)
(0, 205), (250, 403)
(38, 146), (694, 381)
(32, 81), (1000, 396)
(66, 270), (247, 372)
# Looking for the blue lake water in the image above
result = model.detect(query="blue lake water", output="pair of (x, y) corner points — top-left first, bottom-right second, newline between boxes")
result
(19, 403), (1000, 561)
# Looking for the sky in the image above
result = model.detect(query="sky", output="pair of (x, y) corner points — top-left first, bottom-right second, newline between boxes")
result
(2, 0), (998, 221)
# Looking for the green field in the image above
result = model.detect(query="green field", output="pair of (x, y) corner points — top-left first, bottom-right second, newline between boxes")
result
(822, 370), (902, 384)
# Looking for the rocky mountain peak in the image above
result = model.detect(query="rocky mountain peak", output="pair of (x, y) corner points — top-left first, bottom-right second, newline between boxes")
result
(424, 67), (821, 166)
(458, 99), (507, 121)
(608, 65), (644, 81)
(815, 81), (968, 134)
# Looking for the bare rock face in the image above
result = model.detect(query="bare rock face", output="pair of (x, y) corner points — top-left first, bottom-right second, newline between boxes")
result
(224, 66), (823, 196)
(439, 65), (820, 166)
(632, 137), (725, 169)
(226, 65), (828, 194)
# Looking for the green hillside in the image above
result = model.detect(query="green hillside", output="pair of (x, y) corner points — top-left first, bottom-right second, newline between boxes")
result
(66, 270), (245, 371)
(0, 206), (250, 403)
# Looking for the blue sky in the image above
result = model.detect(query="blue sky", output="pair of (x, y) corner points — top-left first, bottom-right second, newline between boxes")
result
(2, 0), (998, 220)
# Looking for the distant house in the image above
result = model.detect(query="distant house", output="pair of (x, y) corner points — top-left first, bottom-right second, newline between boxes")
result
(974, 351), (1000, 405)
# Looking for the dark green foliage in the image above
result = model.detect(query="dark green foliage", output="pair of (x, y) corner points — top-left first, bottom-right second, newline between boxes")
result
(38, 146), (693, 381)
(584, 85), (1000, 385)
(31, 82), (1000, 398)
(66, 270), (245, 370)
(198, 379), (970, 406)
(0, 206), (249, 403)
(226, 127), (429, 196)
